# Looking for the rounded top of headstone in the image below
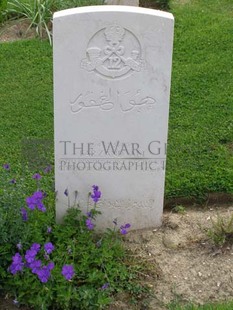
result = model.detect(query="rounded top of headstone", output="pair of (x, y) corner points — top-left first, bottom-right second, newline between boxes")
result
(53, 6), (174, 21)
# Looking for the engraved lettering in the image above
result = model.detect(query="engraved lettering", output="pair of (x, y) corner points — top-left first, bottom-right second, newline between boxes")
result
(148, 141), (161, 156)
(60, 141), (71, 155)
(101, 141), (120, 155)
(70, 89), (156, 114)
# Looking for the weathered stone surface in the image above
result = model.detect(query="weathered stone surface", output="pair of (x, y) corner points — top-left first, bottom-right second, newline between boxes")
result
(53, 6), (174, 230)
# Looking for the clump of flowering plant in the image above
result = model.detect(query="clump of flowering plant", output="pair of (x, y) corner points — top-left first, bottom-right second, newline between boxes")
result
(0, 165), (149, 310)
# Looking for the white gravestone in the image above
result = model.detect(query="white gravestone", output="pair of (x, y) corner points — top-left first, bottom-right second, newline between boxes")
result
(54, 6), (174, 230)
(104, 0), (139, 6)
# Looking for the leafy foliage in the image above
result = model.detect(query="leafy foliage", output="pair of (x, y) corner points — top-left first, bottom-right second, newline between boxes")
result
(172, 205), (186, 214)
(0, 0), (7, 23)
(4, 0), (104, 44)
(5, 0), (54, 44)
(0, 166), (149, 309)
(207, 214), (233, 246)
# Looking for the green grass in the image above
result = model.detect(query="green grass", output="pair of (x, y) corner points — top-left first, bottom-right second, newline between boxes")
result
(0, 40), (53, 174)
(0, 0), (233, 199)
(166, 0), (233, 198)
(168, 300), (233, 310)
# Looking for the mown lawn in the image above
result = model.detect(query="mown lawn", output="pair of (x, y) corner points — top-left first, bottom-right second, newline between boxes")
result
(167, 0), (233, 198)
(0, 0), (232, 199)
(168, 300), (233, 310)
(0, 40), (53, 174)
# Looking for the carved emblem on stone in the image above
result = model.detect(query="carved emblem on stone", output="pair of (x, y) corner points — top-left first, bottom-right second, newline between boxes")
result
(81, 23), (144, 79)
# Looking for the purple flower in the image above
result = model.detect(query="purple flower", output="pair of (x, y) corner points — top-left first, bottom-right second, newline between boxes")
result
(32, 173), (41, 180)
(86, 211), (92, 217)
(25, 249), (37, 264)
(101, 283), (109, 290)
(3, 163), (10, 171)
(33, 191), (43, 199)
(9, 253), (24, 275)
(37, 201), (46, 212)
(12, 253), (22, 263)
(44, 242), (54, 254)
(9, 178), (16, 184)
(30, 260), (42, 274)
(120, 223), (131, 235)
(26, 191), (46, 212)
(91, 185), (101, 203)
(120, 228), (127, 235)
(61, 265), (75, 280)
(9, 264), (18, 275)
(86, 218), (94, 230)
(64, 188), (68, 197)
(44, 165), (52, 173)
(26, 196), (36, 210)
(47, 262), (55, 271)
(92, 185), (98, 191)
(20, 208), (28, 221)
(47, 227), (52, 234)
(30, 243), (40, 253)
(36, 266), (51, 283)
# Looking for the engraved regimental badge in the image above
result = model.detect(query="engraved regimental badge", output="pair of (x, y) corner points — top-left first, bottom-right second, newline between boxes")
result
(81, 23), (144, 79)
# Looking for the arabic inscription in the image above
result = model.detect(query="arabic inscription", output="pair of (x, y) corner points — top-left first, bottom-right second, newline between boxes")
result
(70, 89), (156, 114)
